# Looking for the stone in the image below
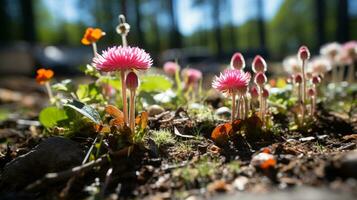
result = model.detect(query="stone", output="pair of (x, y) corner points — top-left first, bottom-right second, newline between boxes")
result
(0, 137), (84, 191)
(147, 105), (165, 117)
(215, 107), (231, 118)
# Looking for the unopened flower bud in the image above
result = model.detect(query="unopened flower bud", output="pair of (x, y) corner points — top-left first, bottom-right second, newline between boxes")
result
(254, 72), (267, 85)
(294, 74), (302, 84)
(308, 88), (315, 97)
(312, 76), (321, 84)
(252, 55), (267, 73)
(250, 86), (259, 99)
(231, 53), (245, 70)
(126, 72), (139, 90)
(298, 45), (310, 60)
(262, 88), (269, 98)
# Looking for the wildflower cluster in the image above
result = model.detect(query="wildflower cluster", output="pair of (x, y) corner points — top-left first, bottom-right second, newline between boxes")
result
(212, 53), (271, 124)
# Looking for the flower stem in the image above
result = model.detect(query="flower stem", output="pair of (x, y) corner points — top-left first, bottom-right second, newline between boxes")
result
(236, 94), (240, 119)
(231, 92), (236, 123)
(338, 65), (344, 82)
(332, 64), (337, 83)
(240, 96), (245, 119)
(301, 59), (306, 124)
(311, 96), (315, 117)
(92, 42), (98, 57)
(258, 86), (263, 120)
(120, 70), (128, 125)
(244, 95), (249, 119)
(45, 81), (53, 103)
(129, 89), (136, 134)
(347, 63), (355, 83)
(121, 35), (128, 47)
(297, 83), (302, 103)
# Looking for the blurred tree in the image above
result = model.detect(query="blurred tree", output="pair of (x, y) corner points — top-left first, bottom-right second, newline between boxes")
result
(257, 0), (266, 50)
(315, 0), (325, 46)
(337, 0), (349, 42)
(167, 0), (182, 48)
(20, 0), (36, 42)
(134, 0), (146, 48)
(0, 0), (11, 42)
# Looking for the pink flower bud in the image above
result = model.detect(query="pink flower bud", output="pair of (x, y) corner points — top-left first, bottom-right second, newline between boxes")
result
(254, 72), (267, 85)
(262, 88), (269, 98)
(294, 74), (302, 84)
(231, 52), (245, 70)
(252, 55), (267, 73)
(250, 86), (259, 99)
(312, 76), (321, 84)
(308, 88), (315, 97)
(163, 61), (179, 76)
(298, 45), (310, 60)
(126, 72), (139, 90)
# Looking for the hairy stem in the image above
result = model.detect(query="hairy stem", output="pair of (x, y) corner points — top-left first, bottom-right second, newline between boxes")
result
(244, 95), (249, 119)
(311, 96), (316, 117)
(301, 60), (306, 124)
(231, 92), (236, 122)
(236, 94), (240, 119)
(347, 63), (355, 83)
(129, 90), (136, 134)
(338, 65), (344, 82)
(332, 64), (337, 83)
(120, 70), (128, 124)
(92, 42), (98, 57)
(121, 35), (128, 47)
(45, 82), (53, 103)
(258, 86), (263, 120)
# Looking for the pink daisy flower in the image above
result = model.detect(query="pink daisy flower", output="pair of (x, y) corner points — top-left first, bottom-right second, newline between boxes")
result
(163, 61), (180, 76)
(212, 69), (251, 95)
(93, 46), (153, 72)
(182, 68), (202, 85)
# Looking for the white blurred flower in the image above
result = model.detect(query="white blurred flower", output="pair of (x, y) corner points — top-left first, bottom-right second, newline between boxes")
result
(307, 56), (332, 76)
(283, 55), (300, 74)
(320, 42), (341, 63)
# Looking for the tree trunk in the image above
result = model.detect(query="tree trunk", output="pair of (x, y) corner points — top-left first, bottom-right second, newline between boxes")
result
(20, 0), (36, 42)
(121, 0), (127, 16)
(316, 0), (325, 47)
(134, 0), (146, 48)
(336, 0), (349, 42)
(212, 0), (223, 56)
(257, 0), (266, 50)
(168, 0), (182, 49)
(0, 0), (10, 41)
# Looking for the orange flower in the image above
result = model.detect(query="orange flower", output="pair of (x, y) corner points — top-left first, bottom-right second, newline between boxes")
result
(36, 68), (54, 84)
(81, 27), (104, 45)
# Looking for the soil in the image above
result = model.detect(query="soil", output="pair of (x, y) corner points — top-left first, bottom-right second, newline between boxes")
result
(0, 76), (356, 200)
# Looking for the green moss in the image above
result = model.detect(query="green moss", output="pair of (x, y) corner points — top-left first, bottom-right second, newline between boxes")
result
(151, 129), (175, 147)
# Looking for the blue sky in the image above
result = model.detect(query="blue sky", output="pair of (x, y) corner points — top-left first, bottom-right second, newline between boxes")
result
(176, 0), (283, 35)
(42, 0), (284, 35)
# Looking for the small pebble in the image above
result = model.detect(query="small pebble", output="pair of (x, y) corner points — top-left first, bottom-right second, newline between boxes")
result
(299, 136), (316, 142)
(147, 105), (165, 117)
(215, 107), (231, 117)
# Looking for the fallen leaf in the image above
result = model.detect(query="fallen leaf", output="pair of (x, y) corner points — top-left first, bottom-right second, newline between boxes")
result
(207, 180), (232, 193)
(211, 122), (232, 145)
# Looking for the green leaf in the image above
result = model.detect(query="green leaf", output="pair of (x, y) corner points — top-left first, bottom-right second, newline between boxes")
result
(39, 107), (68, 128)
(139, 74), (173, 93)
(52, 79), (73, 92)
(80, 64), (100, 77)
(98, 75), (121, 91)
(64, 100), (101, 124)
(76, 83), (103, 103)
(0, 108), (10, 122)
